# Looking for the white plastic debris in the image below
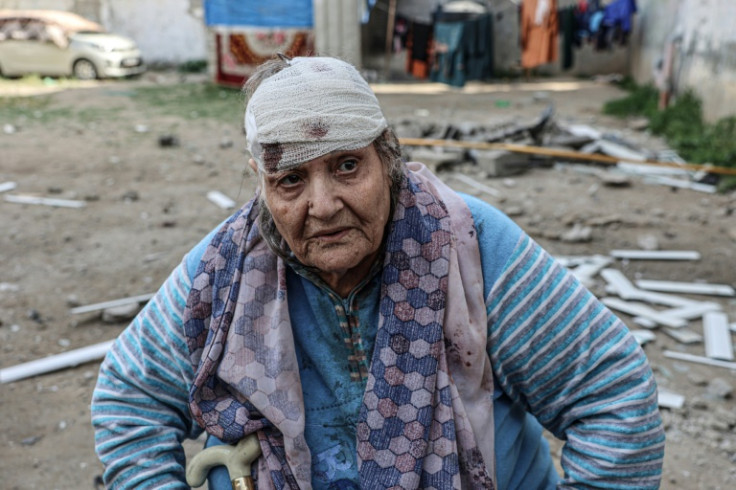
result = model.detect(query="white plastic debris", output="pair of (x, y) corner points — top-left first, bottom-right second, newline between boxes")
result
(658, 389), (685, 409)
(635, 280), (735, 297)
(207, 190), (236, 209)
(703, 312), (734, 361)
(0, 340), (114, 384)
(4, 194), (86, 208)
(0, 181), (18, 193)
(610, 250), (701, 261)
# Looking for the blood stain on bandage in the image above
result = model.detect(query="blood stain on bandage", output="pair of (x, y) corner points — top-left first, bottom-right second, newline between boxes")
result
(263, 143), (284, 172)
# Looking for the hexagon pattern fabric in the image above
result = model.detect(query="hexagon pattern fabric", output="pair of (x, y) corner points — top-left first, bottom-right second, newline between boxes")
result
(184, 163), (495, 489)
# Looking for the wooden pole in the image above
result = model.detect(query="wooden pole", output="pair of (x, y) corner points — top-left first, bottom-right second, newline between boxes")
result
(398, 137), (736, 176)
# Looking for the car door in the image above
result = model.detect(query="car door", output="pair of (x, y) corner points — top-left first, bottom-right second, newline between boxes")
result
(0, 19), (70, 76)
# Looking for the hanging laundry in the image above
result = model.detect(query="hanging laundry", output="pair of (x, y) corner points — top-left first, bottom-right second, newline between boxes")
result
(599, 0), (637, 48)
(521, 0), (559, 69)
(405, 20), (433, 79)
(429, 5), (494, 87)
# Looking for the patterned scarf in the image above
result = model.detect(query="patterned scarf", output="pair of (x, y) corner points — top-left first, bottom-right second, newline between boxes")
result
(184, 163), (496, 489)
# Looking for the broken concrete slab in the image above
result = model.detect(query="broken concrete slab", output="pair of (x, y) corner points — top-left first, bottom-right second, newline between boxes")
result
(643, 175), (717, 194)
(635, 280), (736, 297)
(601, 297), (688, 328)
(4, 194), (86, 208)
(596, 139), (649, 162)
(631, 329), (657, 345)
(102, 303), (142, 323)
(468, 149), (532, 177)
(664, 351), (736, 370)
(70, 293), (155, 315)
(0, 181), (17, 193)
(658, 389), (686, 409)
(569, 254), (612, 288)
(703, 312), (734, 361)
(600, 268), (700, 308)
(663, 328), (703, 344)
(207, 190), (236, 209)
(610, 250), (701, 261)
(660, 302), (722, 322)
(0, 340), (115, 384)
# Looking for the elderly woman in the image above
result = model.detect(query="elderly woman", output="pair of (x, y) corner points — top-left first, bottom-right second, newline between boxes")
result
(91, 56), (664, 489)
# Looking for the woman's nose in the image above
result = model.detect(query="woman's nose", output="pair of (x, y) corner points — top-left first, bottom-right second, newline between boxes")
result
(306, 175), (343, 219)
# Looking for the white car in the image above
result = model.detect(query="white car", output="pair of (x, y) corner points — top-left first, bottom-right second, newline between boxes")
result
(0, 9), (145, 79)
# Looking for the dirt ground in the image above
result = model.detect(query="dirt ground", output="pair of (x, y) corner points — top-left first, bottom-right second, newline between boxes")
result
(1, 71), (735, 489)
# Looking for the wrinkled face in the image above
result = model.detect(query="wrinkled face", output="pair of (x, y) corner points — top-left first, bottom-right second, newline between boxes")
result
(256, 144), (392, 296)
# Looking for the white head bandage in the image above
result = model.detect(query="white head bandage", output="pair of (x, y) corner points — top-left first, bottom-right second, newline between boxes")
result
(245, 57), (388, 173)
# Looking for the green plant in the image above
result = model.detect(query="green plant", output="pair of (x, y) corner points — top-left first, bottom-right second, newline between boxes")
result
(603, 82), (736, 171)
(131, 83), (244, 122)
(178, 60), (208, 74)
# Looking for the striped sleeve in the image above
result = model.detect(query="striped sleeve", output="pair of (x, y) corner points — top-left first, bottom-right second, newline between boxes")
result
(486, 234), (665, 489)
(91, 261), (201, 489)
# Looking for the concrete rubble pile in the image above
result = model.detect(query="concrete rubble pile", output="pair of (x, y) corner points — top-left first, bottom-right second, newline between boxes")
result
(555, 252), (736, 464)
(394, 104), (720, 194)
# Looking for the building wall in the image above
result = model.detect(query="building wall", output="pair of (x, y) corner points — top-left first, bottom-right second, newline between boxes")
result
(630, 0), (736, 121)
(0, 0), (207, 64)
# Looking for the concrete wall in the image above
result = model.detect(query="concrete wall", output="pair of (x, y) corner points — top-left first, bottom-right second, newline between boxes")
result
(630, 0), (736, 121)
(0, 0), (207, 64)
(314, 0), (361, 65)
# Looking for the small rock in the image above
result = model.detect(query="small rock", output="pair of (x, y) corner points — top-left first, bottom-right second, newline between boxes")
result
(3, 123), (17, 134)
(628, 117), (650, 131)
(158, 134), (180, 147)
(707, 378), (733, 399)
(21, 435), (42, 446)
(219, 137), (234, 149)
(122, 190), (139, 202)
(691, 397), (709, 410)
(599, 172), (631, 187)
(561, 223), (593, 243)
(637, 233), (660, 251)
(66, 295), (81, 307)
(504, 205), (525, 217)
(134, 124), (149, 133)
(27, 309), (43, 323)
(688, 373), (708, 387)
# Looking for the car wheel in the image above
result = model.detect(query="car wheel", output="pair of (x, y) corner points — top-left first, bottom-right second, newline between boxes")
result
(73, 59), (98, 80)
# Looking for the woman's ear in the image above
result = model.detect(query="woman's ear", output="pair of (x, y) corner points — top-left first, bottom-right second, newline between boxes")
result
(248, 158), (258, 173)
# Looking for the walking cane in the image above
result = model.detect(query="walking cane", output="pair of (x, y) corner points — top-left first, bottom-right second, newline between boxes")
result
(186, 434), (262, 490)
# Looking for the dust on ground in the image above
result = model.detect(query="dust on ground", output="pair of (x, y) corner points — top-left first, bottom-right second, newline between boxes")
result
(1, 71), (735, 489)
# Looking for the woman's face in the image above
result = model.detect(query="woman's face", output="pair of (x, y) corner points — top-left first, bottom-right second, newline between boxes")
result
(255, 144), (392, 296)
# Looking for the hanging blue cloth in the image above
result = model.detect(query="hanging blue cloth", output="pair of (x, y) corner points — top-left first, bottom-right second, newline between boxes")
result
(204, 0), (313, 27)
(602, 0), (637, 32)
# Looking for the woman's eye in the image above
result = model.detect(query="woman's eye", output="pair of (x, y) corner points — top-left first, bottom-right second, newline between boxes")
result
(279, 174), (302, 187)
(337, 159), (358, 173)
